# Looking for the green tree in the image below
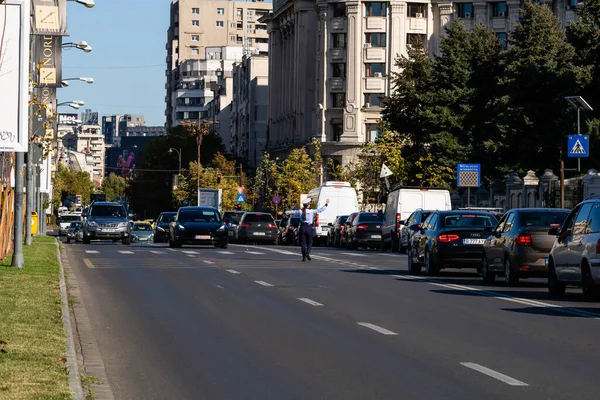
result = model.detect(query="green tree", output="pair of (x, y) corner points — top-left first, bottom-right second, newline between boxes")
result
(99, 173), (130, 201)
(51, 164), (95, 210)
(278, 147), (317, 210)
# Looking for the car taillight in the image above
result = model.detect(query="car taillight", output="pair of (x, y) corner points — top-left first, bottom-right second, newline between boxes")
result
(438, 234), (460, 243)
(240, 223), (250, 227)
(315, 213), (319, 226)
(268, 223), (276, 228)
(357, 224), (368, 229)
(515, 234), (532, 246)
(396, 213), (401, 227)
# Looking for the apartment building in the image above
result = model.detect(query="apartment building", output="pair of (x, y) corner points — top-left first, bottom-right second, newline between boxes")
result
(125, 126), (167, 137)
(230, 55), (269, 167)
(261, 0), (579, 168)
(205, 74), (235, 150)
(101, 115), (145, 146)
(77, 124), (105, 181)
(166, 0), (272, 127)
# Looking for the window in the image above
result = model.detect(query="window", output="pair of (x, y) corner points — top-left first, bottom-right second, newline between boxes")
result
(237, 8), (243, 17)
(192, 20), (199, 26)
(247, 24), (253, 33)
(217, 7), (224, 14)
(247, 37), (252, 46)
(216, 21), (224, 27)
(191, 49), (199, 55)
(587, 203), (600, 233)
(333, 3), (346, 17)
(568, 0), (578, 8)
(518, 211), (569, 229)
(406, 33), (426, 47)
(365, 33), (386, 47)
(230, 22), (236, 29)
(496, 32), (508, 49)
(191, 34), (199, 41)
(365, 63), (385, 77)
(366, 123), (380, 141)
(332, 93), (345, 108)
(364, 93), (384, 107)
(457, 3), (473, 18)
(230, 35), (236, 43)
(365, 2), (387, 16)
(192, 7), (199, 14)
(332, 33), (347, 48)
(407, 3), (426, 17)
(247, 10), (253, 20)
(492, 2), (508, 17)
(573, 203), (593, 234)
(332, 123), (343, 141)
(502, 212), (515, 233)
(332, 63), (346, 78)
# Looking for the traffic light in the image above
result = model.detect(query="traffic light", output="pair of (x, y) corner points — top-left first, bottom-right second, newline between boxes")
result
(235, 203), (242, 211)
(217, 174), (221, 184)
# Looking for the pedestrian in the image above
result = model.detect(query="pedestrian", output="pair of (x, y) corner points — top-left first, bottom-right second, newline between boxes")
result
(285, 198), (330, 261)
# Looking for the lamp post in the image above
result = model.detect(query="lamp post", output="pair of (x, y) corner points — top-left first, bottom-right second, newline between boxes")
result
(62, 41), (93, 52)
(68, 0), (96, 8)
(168, 148), (182, 176)
(61, 77), (94, 87)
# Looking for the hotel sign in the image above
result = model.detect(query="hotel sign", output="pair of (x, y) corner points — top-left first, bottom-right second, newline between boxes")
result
(35, 34), (63, 87)
(31, 0), (68, 36)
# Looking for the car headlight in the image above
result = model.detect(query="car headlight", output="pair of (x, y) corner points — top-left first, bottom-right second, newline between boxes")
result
(156, 226), (165, 232)
(118, 222), (129, 228)
(177, 224), (186, 230)
(217, 224), (226, 231)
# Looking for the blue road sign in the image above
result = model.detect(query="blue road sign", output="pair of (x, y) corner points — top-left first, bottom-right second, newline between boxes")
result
(457, 163), (481, 188)
(236, 193), (246, 203)
(272, 195), (281, 205)
(568, 135), (589, 158)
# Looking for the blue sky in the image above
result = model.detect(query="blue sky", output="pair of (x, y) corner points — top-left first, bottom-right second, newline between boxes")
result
(62, 0), (169, 126)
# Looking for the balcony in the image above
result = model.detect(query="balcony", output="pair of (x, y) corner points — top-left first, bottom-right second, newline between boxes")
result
(364, 47), (385, 61)
(329, 77), (346, 92)
(363, 77), (386, 92)
(365, 17), (386, 31)
(408, 17), (427, 32)
(331, 17), (347, 32)
(329, 48), (347, 61)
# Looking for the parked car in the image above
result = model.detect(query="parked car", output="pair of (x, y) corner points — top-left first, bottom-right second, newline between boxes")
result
(327, 215), (349, 247)
(235, 212), (277, 244)
(222, 210), (245, 242)
(279, 216), (301, 245)
(345, 212), (384, 250)
(340, 212), (359, 248)
(547, 199), (600, 300)
(408, 210), (498, 275)
(393, 209), (433, 253)
(66, 221), (83, 244)
(82, 202), (132, 245)
(153, 212), (176, 243)
(482, 208), (570, 285)
(169, 206), (228, 248)
(131, 222), (155, 243)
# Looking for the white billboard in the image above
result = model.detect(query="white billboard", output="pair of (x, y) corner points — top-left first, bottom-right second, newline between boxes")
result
(0, 0), (31, 152)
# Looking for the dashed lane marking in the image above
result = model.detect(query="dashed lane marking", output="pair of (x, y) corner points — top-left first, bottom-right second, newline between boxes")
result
(357, 322), (398, 336)
(85, 250), (98, 254)
(298, 298), (324, 307)
(246, 251), (266, 255)
(182, 250), (198, 254)
(226, 269), (241, 274)
(150, 251), (165, 254)
(218, 251), (234, 255)
(118, 251), (134, 254)
(342, 252), (365, 257)
(83, 258), (94, 269)
(460, 362), (529, 387)
(186, 254), (195, 258)
(203, 260), (214, 264)
(255, 280), (274, 287)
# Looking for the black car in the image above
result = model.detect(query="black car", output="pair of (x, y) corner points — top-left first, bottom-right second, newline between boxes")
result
(222, 210), (245, 241)
(327, 215), (349, 247)
(345, 212), (384, 250)
(394, 209), (433, 252)
(168, 207), (228, 248)
(408, 210), (498, 275)
(154, 212), (176, 243)
(279, 216), (301, 245)
(235, 212), (277, 244)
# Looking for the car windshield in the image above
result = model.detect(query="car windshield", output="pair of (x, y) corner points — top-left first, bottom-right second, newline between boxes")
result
(133, 224), (152, 231)
(61, 216), (81, 222)
(90, 205), (126, 218)
(223, 212), (243, 223)
(519, 211), (569, 227)
(443, 214), (496, 228)
(70, 222), (82, 228)
(243, 214), (274, 223)
(158, 213), (176, 223)
(178, 210), (221, 223)
(337, 216), (349, 224)
(358, 213), (384, 222)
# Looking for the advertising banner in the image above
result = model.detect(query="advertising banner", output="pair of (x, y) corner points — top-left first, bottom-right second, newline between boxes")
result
(34, 34), (63, 87)
(0, 0), (31, 152)
(58, 114), (81, 126)
(30, 0), (68, 36)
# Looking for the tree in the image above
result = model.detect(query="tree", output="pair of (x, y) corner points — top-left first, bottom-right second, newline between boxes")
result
(278, 147), (318, 210)
(51, 164), (95, 211)
(99, 173), (130, 202)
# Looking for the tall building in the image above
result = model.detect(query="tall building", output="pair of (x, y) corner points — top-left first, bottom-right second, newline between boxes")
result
(80, 109), (99, 125)
(165, 0), (272, 127)
(261, 0), (580, 168)
(77, 124), (105, 184)
(101, 115), (145, 146)
(230, 54), (269, 167)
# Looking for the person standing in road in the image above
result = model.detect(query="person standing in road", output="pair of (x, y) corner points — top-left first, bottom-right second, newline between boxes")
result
(285, 198), (330, 261)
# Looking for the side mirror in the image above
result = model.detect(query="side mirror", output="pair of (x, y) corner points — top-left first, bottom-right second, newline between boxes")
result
(399, 220), (405, 226)
(409, 223), (421, 232)
(548, 227), (559, 236)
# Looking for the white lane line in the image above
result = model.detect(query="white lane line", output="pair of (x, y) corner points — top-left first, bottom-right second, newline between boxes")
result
(255, 280), (274, 287)
(298, 298), (324, 307)
(186, 254), (195, 258)
(225, 269), (240, 274)
(392, 274), (600, 320)
(118, 251), (134, 254)
(342, 252), (365, 257)
(85, 250), (98, 254)
(150, 250), (165, 254)
(460, 362), (529, 386)
(167, 248), (176, 252)
(182, 250), (198, 254)
(218, 251), (234, 255)
(203, 260), (214, 265)
(357, 322), (398, 336)
(246, 251), (265, 255)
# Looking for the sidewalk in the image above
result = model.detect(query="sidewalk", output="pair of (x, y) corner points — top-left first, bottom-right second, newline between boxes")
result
(0, 236), (72, 399)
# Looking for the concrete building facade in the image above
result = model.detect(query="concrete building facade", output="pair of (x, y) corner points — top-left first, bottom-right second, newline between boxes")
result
(77, 124), (105, 182)
(101, 115), (145, 146)
(125, 126), (168, 137)
(166, 0), (272, 127)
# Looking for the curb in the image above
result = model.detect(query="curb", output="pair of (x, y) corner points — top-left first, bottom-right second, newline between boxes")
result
(56, 240), (84, 400)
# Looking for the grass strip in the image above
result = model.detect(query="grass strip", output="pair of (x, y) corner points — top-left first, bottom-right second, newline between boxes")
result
(0, 236), (71, 399)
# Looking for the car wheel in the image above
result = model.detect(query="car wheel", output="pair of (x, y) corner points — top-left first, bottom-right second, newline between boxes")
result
(548, 260), (566, 297)
(582, 263), (600, 301)
(425, 250), (437, 276)
(482, 254), (495, 284)
(122, 236), (131, 245)
(504, 258), (519, 286)
(407, 248), (420, 274)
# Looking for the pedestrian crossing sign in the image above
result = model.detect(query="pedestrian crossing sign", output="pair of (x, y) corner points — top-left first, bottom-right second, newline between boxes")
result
(236, 193), (246, 203)
(568, 135), (589, 158)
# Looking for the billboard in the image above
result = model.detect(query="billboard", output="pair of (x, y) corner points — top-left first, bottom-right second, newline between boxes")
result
(58, 113), (81, 126)
(105, 147), (137, 178)
(34, 34), (63, 88)
(0, 0), (31, 152)
(30, 0), (68, 36)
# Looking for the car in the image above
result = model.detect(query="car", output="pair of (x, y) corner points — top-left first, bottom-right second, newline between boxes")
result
(131, 222), (155, 243)
(408, 210), (498, 275)
(222, 210), (245, 242)
(482, 208), (570, 286)
(169, 206), (228, 248)
(81, 202), (132, 245)
(153, 212), (176, 243)
(327, 215), (349, 247)
(58, 214), (82, 236)
(66, 221), (83, 244)
(547, 199), (600, 300)
(345, 212), (384, 250)
(235, 212), (277, 244)
(393, 209), (433, 252)
(279, 216), (301, 245)
(340, 212), (359, 248)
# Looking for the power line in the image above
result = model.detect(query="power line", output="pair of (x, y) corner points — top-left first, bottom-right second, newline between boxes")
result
(64, 64), (165, 70)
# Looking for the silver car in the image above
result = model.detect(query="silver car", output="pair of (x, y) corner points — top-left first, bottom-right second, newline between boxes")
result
(82, 202), (132, 245)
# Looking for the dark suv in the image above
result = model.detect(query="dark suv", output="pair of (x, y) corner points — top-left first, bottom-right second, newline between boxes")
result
(153, 212), (176, 243)
(235, 212), (277, 244)
(82, 202), (132, 245)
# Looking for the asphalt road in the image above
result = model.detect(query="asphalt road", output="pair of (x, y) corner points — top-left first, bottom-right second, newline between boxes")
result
(64, 239), (600, 400)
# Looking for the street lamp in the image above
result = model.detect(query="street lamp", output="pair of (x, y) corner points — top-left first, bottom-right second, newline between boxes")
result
(63, 41), (93, 52)
(61, 77), (94, 87)
(68, 0), (96, 8)
(57, 102), (82, 110)
(168, 148), (182, 176)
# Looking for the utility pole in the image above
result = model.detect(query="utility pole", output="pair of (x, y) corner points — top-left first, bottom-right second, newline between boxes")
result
(11, 153), (25, 268)
(560, 148), (565, 209)
(25, 148), (33, 245)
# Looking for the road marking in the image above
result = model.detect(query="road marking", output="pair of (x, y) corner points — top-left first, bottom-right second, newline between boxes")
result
(118, 251), (134, 254)
(357, 322), (398, 336)
(246, 251), (265, 255)
(203, 260), (214, 264)
(182, 250), (198, 254)
(186, 254), (195, 258)
(83, 258), (94, 269)
(226, 269), (240, 274)
(460, 362), (529, 386)
(255, 280), (274, 287)
(85, 250), (98, 254)
(342, 252), (365, 257)
(150, 250), (165, 254)
(218, 251), (234, 255)
(167, 248), (176, 252)
(216, 285), (224, 289)
(393, 274), (600, 320)
(298, 298), (324, 307)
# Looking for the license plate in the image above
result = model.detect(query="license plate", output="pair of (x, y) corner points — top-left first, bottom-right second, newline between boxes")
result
(253, 232), (266, 236)
(195, 235), (211, 240)
(139, 237), (148, 241)
(101, 229), (116, 233)
(464, 239), (485, 245)
(371, 234), (382, 239)
(321, 226), (330, 231)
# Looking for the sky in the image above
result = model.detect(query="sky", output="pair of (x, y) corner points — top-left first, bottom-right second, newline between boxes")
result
(62, 0), (170, 126)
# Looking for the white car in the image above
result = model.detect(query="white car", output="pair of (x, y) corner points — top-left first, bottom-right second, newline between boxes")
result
(58, 214), (82, 236)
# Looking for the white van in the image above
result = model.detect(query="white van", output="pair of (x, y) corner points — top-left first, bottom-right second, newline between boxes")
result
(306, 181), (359, 244)
(382, 187), (451, 252)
